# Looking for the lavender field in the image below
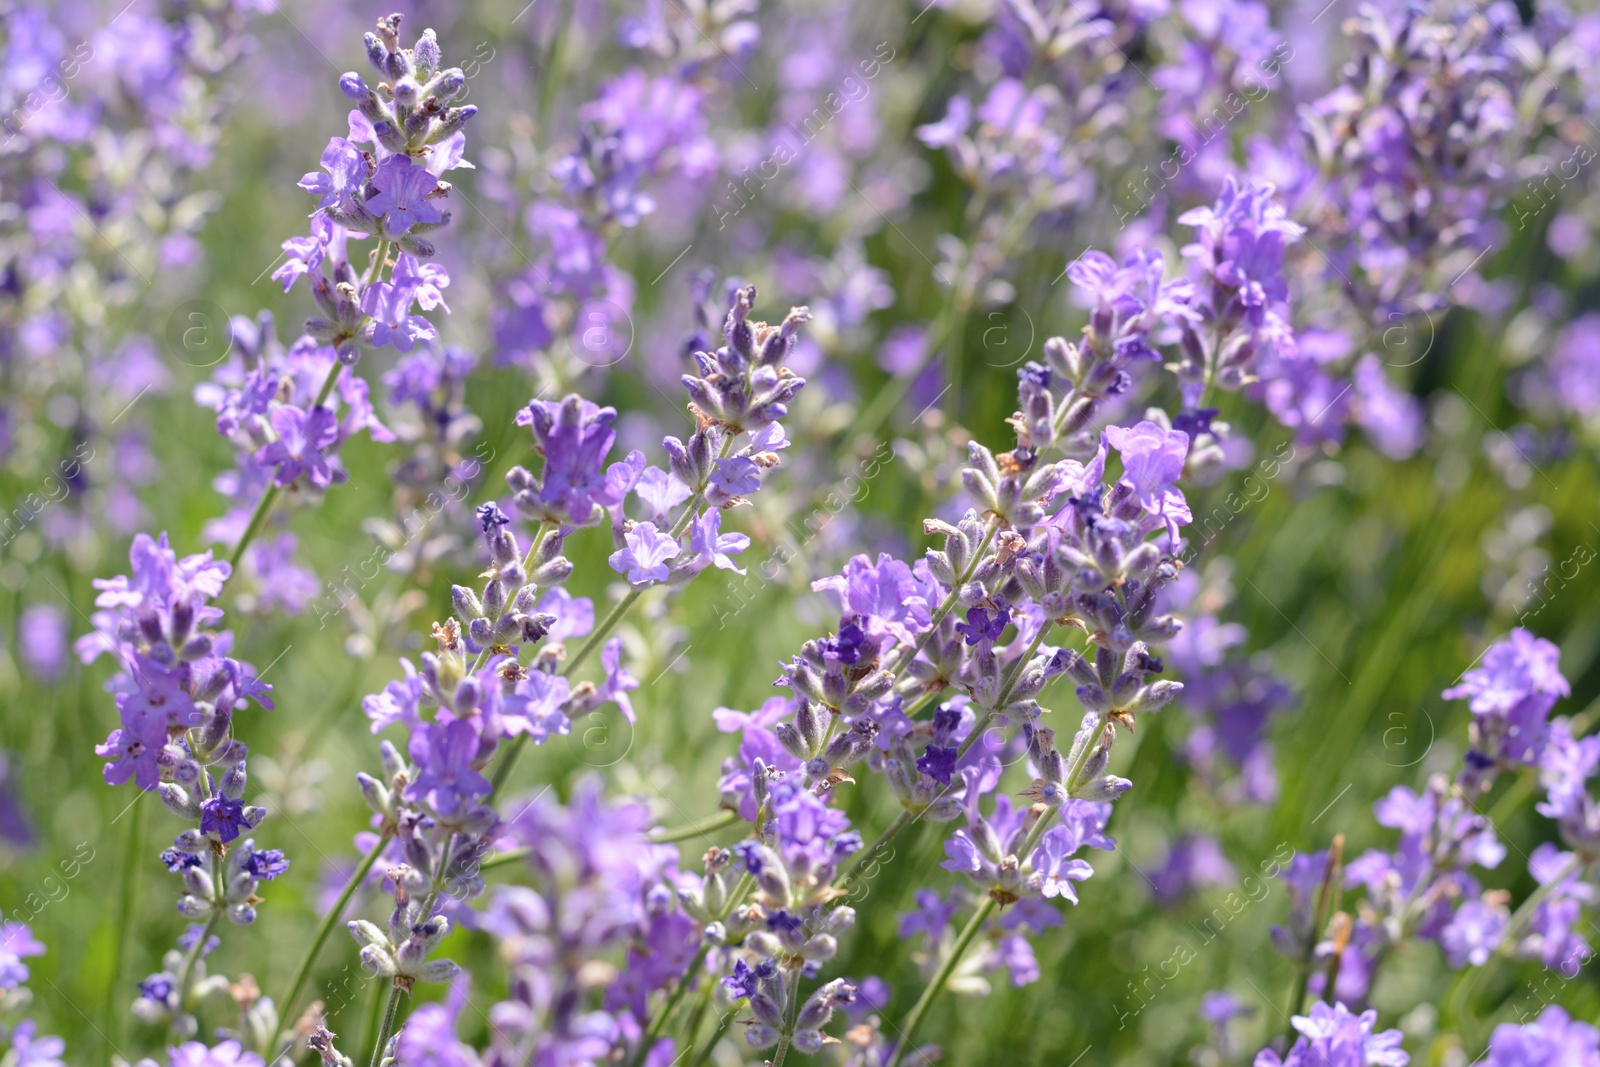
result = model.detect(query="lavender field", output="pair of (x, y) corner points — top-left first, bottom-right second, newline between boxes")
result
(1, 0), (1599, 1065)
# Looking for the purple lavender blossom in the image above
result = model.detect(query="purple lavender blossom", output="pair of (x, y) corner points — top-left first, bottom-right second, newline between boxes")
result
(609, 522), (682, 585)
(256, 406), (340, 489)
(1252, 1001), (1408, 1067)
(406, 717), (493, 816)
(17, 604), (67, 681)
(367, 156), (447, 236)
(1480, 1006), (1600, 1067)
(0, 923), (45, 989)
(1148, 833), (1236, 905)
(1444, 629), (1569, 767)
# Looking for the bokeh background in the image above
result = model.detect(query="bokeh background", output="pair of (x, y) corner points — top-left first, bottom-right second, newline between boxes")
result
(2, 0), (1599, 1064)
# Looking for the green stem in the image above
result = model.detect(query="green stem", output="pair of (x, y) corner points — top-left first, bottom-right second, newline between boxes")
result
(227, 484), (283, 572)
(1502, 855), (1582, 944)
(689, 1008), (736, 1067)
(770, 967), (804, 1067)
(226, 359), (345, 574)
(478, 846), (531, 871)
(519, 522), (553, 575)
(269, 831), (393, 1055)
(104, 791), (147, 1056)
(677, 973), (717, 1061)
(568, 587), (640, 675)
(1284, 844), (1342, 1043)
(368, 837), (457, 1066)
(360, 976), (386, 1061)
(174, 907), (224, 1018)
(994, 624), (1051, 710)
(836, 809), (914, 893)
(625, 944), (710, 1067)
(898, 686), (948, 721)
(1061, 711), (1110, 797)
(647, 809), (740, 844)
(367, 984), (404, 1067)
(886, 896), (998, 1067)
(364, 239), (391, 288)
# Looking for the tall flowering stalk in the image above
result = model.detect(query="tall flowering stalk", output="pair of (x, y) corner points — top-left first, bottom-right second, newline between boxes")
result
(76, 533), (278, 1040)
(70, 13), (477, 1062)
(274, 285), (811, 1067)
(202, 13), (477, 595)
(0, 922), (65, 1067)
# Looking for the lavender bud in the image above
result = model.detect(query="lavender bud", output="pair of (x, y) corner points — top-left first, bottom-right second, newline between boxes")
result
(795, 701), (828, 755)
(379, 741), (407, 783)
(452, 585), (483, 619)
(159, 784), (199, 820)
(182, 866), (214, 899)
(221, 762), (248, 800)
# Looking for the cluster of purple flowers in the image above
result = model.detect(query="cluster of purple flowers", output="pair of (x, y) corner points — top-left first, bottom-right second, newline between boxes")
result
(274, 15), (474, 358)
(1291, 0), (1536, 323)
(0, 922), (64, 1067)
(318, 282), (811, 1065)
(689, 272), (1225, 1056)
(186, 14), (479, 612)
(76, 533), (284, 1036)
(0, 0), (269, 651)
(489, 55), (718, 383)
(1239, 629), (1599, 1063)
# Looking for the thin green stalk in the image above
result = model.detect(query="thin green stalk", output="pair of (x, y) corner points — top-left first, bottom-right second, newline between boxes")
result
(269, 831), (393, 1055)
(367, 984), (404, 1067)
(769, 967), (805, 1067)
(227, 484), (284, 573)
(689, 1008), (736, 1067)
(567, 587), (640, 675)
(677, 972), (718, 1061)
(836, 808), (914, 893)
(519, 522), (553, 574)
(898, 685), (948, 721)
(478, 846), (531, 871)
(886, 896), (998, 1067)
(364, 239), (391, 288)
(104, 791), (147, 1056)
(647, 809), (740, 844)
(360, 976), (387, 1060)
(174, 907), (224, 1017)
(226, 358), (345, 574)
(363, 849), (453, 1067)
(1283, 841), (1343, 1044)
(995, 624), (1051, 709)
(624, 944), (710, 1067)
(1061, 710), (1110, 797)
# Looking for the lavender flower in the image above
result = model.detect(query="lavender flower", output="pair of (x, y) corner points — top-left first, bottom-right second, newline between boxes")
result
(1444, 629), (1570, 769)
(1251, 1002), (1408, 1067)
(1480, 1006), (1600, 1067)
